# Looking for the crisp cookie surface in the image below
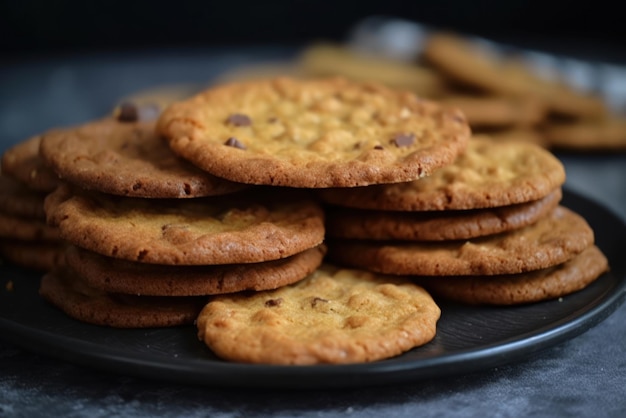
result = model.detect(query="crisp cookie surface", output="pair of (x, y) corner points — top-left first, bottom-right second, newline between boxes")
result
(66, 244), (326, 296)
(1, 136), (60, 192)
(39, 118), (246, 198)
(197, 264), (440, 364)
(325, 188), (562, 241)
(39, 269), (206, 328)
(44, 185), (325, 265)
(328, 206), (594, 276)
(319, 136), (565, 211)
(0, 175), (47, 219)
(420, 246), (609, 305)
(157, 77), (470, 187)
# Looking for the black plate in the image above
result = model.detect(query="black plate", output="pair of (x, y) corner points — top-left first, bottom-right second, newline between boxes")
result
(1, 189), (625, 389)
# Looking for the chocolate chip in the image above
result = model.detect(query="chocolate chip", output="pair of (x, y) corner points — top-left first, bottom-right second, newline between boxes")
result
(391, 133), (415, 147)
(265, 298), (283, 307)
(224, 137), (246, 149)
(267, 117), (278, 123)
(374, 145), (384, 150)
(116, 102), (138, 122)
(226, 113), (252, 127)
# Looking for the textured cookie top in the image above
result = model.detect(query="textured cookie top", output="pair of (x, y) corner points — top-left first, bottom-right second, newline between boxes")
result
(328, 206), (594, 276)
(197, 264), (440, 364)
(157, 77), (471, 188)
(45, 185), (325, 265)
(39, 118), (246, 198)
(319, 136), (566, 211)
(1, 135), (60, 192)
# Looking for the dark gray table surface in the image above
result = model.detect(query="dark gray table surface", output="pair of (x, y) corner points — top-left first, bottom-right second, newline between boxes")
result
(1, 46), (625, 418)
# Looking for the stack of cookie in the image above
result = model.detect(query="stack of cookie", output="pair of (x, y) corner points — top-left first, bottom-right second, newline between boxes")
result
(319, 136), (608, 305)
(4, 75), (610, 364)
(152, 76), (472, 363)
(0, 136), (64, 271)
(37, 113), (327, 328)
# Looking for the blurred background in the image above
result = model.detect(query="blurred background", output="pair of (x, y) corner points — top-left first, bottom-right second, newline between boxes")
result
(2, 0), (626, 62)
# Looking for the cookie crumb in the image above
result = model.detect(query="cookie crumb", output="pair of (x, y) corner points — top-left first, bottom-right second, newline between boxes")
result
(5, 280), (14, 292)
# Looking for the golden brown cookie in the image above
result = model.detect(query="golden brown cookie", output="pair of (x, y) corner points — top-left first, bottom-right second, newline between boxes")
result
(542, 115), (626, 151)
(325, 188), (561, 241)
(0, 240), (66, 272)
(420, 245), (608, 305)
(327, 206), (594, 276)
(1, 135), (60, 192)
(438, 94), (546, 128)
(157, 77), (471, 188)
(422, 32), (607, 119)
(297, 43), (448, 97)
(39, 268), (206, 328)
(39, 117), (247, 198)
(196, 264), (440, 364)
(45, 185), (325, 265)
(0, 175), (47, 219)
(318, 136), (565, 211)
(65, 244), (326, 296)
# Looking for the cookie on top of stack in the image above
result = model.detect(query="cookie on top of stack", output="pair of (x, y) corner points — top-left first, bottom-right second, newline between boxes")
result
(0, 136), (64, 271)
(319, 135), (608, 305)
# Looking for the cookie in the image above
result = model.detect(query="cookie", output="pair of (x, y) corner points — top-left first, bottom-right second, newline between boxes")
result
(196, 264), (440, 364)
(422, 32), (607, 119)
(327, 206), (594, 276)
(1, 135), (60, 192)
(325, 188), (561, 241)
(0, 211), (59, 242)
(39, 117), (247, 198)
(542, 115), (626, 151)
(157, 77), (471, 188)
(318, 136), (565, 211)
(44, 185), (325, 265)
(439, 94), (546, 128)
(66, 244), (326, 296)
(0, 175), (47, 219)
(39, 269), (206, 328)
(297, 43), (448, 97)
(420, 245), (608, 305)
(0, 240), (66, 272)
(476, 128), (548, 147)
